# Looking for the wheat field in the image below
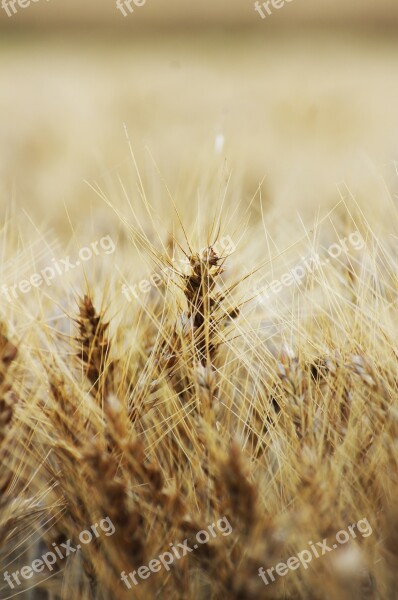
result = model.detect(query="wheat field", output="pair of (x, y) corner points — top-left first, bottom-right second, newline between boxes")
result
(0, 22), (398, 600)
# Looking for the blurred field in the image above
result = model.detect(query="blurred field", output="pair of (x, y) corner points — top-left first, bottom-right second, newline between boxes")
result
(1, 29), (398, 238)
(2, 11), (398, 600)
(1, 0), (398, 27)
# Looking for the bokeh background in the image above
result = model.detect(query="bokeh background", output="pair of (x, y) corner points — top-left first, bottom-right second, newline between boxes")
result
(3, 0), (398, 26)
(1, 0), (398, 236)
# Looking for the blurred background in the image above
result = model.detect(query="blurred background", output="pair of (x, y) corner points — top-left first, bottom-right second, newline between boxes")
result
(2, 0), (398, 27)
(0, 0), (398, 236)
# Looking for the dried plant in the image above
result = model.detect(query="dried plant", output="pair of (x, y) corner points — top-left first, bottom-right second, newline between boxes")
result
(1, 180), (398, 600)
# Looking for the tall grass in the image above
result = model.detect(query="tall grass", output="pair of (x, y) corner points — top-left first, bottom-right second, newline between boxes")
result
(0, 165), (398, 600)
